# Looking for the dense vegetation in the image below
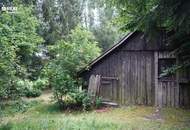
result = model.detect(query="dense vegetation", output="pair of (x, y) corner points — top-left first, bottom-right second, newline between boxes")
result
(43, 26), (101, 109)
(0, 0), (109, 111)
(0, 5), (43, 100)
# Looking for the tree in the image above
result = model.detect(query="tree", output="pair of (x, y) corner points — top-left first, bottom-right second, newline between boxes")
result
(111, 0), (190, 68)
(38, 0), (84, 45)
(44, 26), (101, 106)
(0, 5), (43, 99)
(83, 0), (123, 51)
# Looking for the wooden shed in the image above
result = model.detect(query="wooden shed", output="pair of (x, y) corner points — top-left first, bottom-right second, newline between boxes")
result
(80, 31), (190, 107)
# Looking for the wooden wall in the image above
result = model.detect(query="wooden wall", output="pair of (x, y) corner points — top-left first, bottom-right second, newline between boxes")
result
(87, 50), (155, 105)
(120, 51), (155, 105)
(154, 52), (179, 107)
(81, 32), (190, 107)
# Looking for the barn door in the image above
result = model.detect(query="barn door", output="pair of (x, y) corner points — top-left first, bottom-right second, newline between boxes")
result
(99, 76), (118, 102)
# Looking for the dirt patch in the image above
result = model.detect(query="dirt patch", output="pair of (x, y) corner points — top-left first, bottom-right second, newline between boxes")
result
(95, 107), (111, 113)
(144, 107), (164, 122)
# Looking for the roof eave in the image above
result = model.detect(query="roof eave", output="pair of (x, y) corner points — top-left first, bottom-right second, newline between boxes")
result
(78, 31), (136, 75)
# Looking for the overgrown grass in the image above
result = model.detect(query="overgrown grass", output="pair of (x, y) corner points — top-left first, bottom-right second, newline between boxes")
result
(1, 100), (190, 130)
(0, 100), (39, 117)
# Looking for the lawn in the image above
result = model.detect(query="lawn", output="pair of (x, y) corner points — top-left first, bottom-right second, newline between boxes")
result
(1, 93), (190, 130)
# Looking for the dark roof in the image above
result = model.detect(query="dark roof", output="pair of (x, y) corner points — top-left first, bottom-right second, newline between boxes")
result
(79, 31), (136, 74)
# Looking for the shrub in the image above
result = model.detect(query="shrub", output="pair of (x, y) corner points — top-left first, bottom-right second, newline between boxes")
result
(33, 78), (49, 90)
(55, 90), (103, 111)
(82, 94), (92, 111)
(95, 97), (102, 109)
(70, 91), (87, 106)
(50, 71), (77, 107)
(16, 79), (42, 98)
(25, 88), (42, 98)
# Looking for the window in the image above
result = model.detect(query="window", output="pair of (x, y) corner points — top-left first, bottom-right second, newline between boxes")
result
(158, 58), (176, 80)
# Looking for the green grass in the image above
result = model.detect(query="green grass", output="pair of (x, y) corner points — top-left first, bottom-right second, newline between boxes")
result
(1, 100), (190, 130)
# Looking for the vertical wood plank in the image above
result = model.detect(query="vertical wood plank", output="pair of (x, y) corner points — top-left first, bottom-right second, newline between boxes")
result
(167, 82), (171, 106)
(121, 60), (126, 104)
(135, 53), (138, 104)
(154, 52), (159, 106)
(137, 52), (141, 104)
(175, 56), (180, 107)
(162, 82), (166, 107)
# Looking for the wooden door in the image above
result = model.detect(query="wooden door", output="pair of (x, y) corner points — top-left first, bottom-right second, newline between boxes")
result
(99, 76), (118, 102)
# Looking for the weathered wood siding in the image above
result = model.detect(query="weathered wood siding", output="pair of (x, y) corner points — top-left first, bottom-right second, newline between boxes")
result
(87, 50), (155, 105)
(120, 51), (155, 105)
(120, 32), (168, 51)
(154, 52), (179, 107)
(81, 32), (190, 107)
(179, 83), (190, 108)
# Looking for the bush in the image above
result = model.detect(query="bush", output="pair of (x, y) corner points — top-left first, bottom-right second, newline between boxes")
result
(16, 79), (42, 98)
(51, 72), (77, 105)
(95, 97), (102, 109)
(70, 91), (92, 110)
(70, 91), (103, 111)
(53, 90), (103, 111)
(24, 88), (42, 98)
(33, 78), (49, 90)
(70, 91), (87, 105)
(82, 94), (92, 111)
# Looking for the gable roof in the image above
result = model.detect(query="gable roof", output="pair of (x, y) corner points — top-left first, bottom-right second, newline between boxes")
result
(79, 31), (136, 74)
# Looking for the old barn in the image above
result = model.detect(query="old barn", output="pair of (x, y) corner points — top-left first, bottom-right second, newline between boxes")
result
(80, 31), (190, 107)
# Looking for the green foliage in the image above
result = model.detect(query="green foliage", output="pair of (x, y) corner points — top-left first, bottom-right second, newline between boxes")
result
(52, 73), (77, 105)
(45, 26), (101, 108)
(33, 78), (49, 90)
(91, 24), (124, 52)
(70, 90), (92, 111)
(40, 0), (83, 44)
(95, 97), (103, 109)
(0, 100), (39, 118)
(83, 0), (123, 51)
(24, 88), (42, 98)
(16, 79), (48, 97)
(111, 0), (190, 68)
(82, 94), (92, 111)
(0, 5), (43, 99)
(72, 91), (103, 111)
(159, 65), (181, 78)
(70, 91), (88, 106)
